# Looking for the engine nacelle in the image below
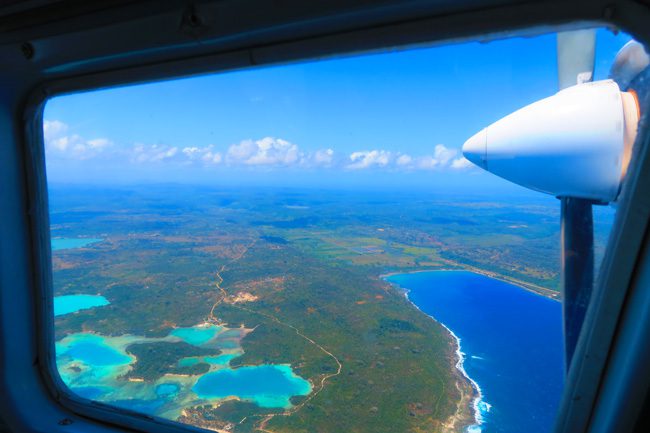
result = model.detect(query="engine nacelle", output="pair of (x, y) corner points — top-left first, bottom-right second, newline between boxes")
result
(462, 79), (639, 202)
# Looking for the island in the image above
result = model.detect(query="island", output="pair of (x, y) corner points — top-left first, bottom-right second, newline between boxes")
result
(50, 185), (609, 433)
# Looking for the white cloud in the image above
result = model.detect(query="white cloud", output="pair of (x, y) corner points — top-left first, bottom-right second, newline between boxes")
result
(396, 154), (413, 166)
(451, 157), (473, 169)
(416, 156), (441, 170)
(131, 144), (183, 163)
(182, 146), (201, 157)
(49, 135), (72, 152)
(87, 138), (111, 150)
(152, 146), (178, 161)
(347, 150), (392, 169)
(43, 119), (472, 173)
(227, 137), (300, 166)
(43, 120), (113, 159)
(433, 144), (456, 166)
(202, 151), (222, 164)
(182, 145), (222, 165)
(345, 145), (466, 171)
(312, 148), (334, 166)
(414, 144), (457, 170)
(43, 120), (68, 142)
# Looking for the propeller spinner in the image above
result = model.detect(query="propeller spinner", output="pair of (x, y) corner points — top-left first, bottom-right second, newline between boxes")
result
(462, 79), (639, 202)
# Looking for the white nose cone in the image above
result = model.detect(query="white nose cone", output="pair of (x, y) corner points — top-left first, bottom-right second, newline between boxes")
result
(462, 128), (487, 170)
(462, 80), (634, 202)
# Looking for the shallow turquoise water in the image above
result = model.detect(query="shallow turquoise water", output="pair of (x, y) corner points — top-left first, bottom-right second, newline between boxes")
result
(192, 364), (312, 408)
(171, 325), (221, 346)
(178, 357), (202, 367)
(204, 354), (238, 365)
(52, 238), (102, 250)
(54, 294), (110, 316)
(57, 334), (131, 367)
(56, 325), (312, 418)
(156, 383), (180, 397)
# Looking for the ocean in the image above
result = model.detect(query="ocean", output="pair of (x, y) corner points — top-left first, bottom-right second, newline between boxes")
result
(387, 271), (564, 433)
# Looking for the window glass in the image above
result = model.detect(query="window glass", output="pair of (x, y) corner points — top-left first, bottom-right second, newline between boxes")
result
(46, 28), (633, 433)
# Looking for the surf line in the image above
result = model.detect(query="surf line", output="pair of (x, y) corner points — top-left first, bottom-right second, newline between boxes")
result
(443, 321), (490, 432)
(391, 280), (490, 432)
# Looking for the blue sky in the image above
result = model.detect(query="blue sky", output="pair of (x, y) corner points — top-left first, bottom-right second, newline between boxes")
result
(44, 28), (630, 192)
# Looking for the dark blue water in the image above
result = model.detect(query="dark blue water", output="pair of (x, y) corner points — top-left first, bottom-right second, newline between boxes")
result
(387, 271), (564, 433)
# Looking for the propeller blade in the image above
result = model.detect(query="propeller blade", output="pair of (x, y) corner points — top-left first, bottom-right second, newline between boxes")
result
(561, 197), (594, 369)
(557, 29), (597, 371)
(610, 40), (650, 90)
(557, 30), (596, 89)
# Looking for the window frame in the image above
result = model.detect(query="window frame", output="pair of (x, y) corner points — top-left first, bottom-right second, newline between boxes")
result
(0, 1), (648, 433)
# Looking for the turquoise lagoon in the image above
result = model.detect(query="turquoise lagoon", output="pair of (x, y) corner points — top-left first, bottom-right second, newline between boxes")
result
(204, 354), (239, 365)
(156, 383), (180, 396)
(53, 237), (109, 317)
(178, 353), (239, 367)
(58, 334), (132, 367)
(170, 325), (221, 346)
(56, 333), (135, 396)
(52, 237), (102, 251)
(54, 294), (110, 316)
(193, 364), (312, 408)
(56, 323), (312, 419)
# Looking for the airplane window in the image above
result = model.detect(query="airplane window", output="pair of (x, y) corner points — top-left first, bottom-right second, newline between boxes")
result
(44, 28), (642, 433)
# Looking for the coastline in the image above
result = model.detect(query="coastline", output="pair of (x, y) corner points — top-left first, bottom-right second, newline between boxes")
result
(384, 276), (485, 433)
(380, 264), (560, 302)
(442, 320), (488, 433)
